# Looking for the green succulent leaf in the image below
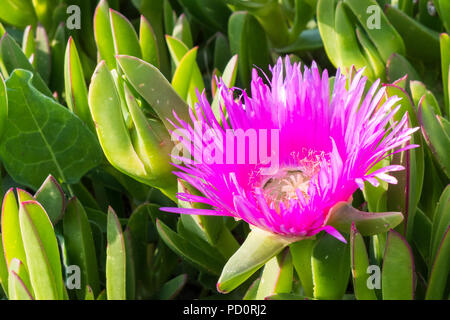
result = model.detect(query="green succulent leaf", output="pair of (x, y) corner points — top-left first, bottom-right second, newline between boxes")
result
(426, 227), (450, 300)
(19, 200), (64, 300)
(139, 15), (160, 68)
(156, 219), (225, 277)
(326, 202), (404, 236)
(64, 37), (95, 132)
(0, 0), (36, 28)
(350, 224), (377, 300)
(385, 4), (440, 62)
(63, 198), (100, 299)
(255, 249), (293, 300)
(94, 0), (116, 69)
(312, 233), (350, 300)
(381, 230), (414, 300)
(217, 228), (292, 294)
(110, 9), (142, 58)
(116, 55), (191, 129)
(34, 175), (66, 225)
(106, 206), (126, 300)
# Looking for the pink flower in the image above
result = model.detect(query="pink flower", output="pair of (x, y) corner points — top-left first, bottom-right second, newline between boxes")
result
(161, 57), (418, 243)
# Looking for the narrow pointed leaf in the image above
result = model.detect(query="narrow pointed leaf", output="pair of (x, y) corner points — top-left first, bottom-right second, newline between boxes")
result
(426, 227), (450, 300)
(156, 219), (224, 276)
(94, 0), (116, 69)
(419, 96), (450, 178)
(65, 37), (95, 131)
(106, 207), (126, 300)
(350, 224), (377, 300)
(140, 16), (159, 67)
(289, 239), (315, 298)
(19, 200), (63, 299)
(110, 9), (141, 58)
(1, 189), (26, 268)
(63, 198), (100, 298)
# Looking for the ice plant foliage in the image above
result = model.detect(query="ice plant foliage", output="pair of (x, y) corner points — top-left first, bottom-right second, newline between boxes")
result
(163, 57), (418, 242)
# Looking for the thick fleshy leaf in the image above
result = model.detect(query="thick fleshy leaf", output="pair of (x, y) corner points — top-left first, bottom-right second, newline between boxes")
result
(106, 207), (126, 300)
(7, 258), (32, 299)
(355, 26), (385, 81)
(419, 95), (450, 178)
(426, 227), (450, 300)
(34, 24), (51, 85)
(211, 54), (238, 120)
(217, 228), (293, 294)
(156, 219), (225, 276)
(289, 239), (315, 298)
(49, 23), (66, 95)
(335, 2), (373, 80)
(228, 11), (271, 89)
(344, 0), (405, 62)
(317, 0), (340, 67)
(412, 208), (432, 263)
(326, 202), (404, 236)
(8, 267), (33, 300)
(63, 198), (100, 299)
(0, 236), (8, 295)
(177, 0), (230, 33)
(255, 249), (293, 300)
(19, 200), (63, 299)
(89, 61), (148, 181)
(171, 47), (198, 101)
(34, 175), (66, 225)
(139, 15), (159, 67)
(110, 9), (141, 58)
(124, 84), (176, 197)
(0, 33), (52, 97)
(0, 69), (102, 189)
(172, 14), (193, 48)
(94, 0), (116, 69)
(166, 35), (189, 66)
(386, 53), (420, 84)
(22, 25), (35, 59)
(350, 224), (377, 300)
(0, 0), (36, 28)
(157, 274), (188, 300)
(117, 55), (190, 129)
(0, 73), (6, 139)
(265, 293), (311, 300)
(440, 34), (450, 116)
(312, 233), (350, 300)
(381, 230), (414, 300)
(385, 4), (440, 62)
(64, 37), (95, 131)
(2, 189), (27, 268)
(430, 186), (450, 264)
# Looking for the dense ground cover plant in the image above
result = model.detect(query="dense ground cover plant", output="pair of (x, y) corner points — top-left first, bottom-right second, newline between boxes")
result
(0, 0), (447, 300)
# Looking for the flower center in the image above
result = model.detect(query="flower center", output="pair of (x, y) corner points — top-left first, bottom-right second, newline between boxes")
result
(261, 168), (312, 208)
